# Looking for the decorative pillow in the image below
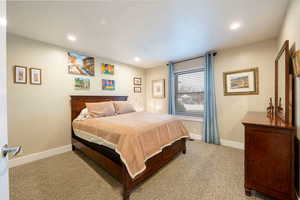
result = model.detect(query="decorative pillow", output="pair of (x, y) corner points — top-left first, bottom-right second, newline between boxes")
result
(74, 108), (89, 121)
(114, 101), (136, 114)
(85, 101), (116, 118)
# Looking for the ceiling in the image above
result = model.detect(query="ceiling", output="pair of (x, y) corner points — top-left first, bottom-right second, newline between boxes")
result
(7, 0), (290, 68)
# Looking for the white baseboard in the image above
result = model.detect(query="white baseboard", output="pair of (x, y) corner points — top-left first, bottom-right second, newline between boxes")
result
(9, 145), (72, 168)
(190, 133), (202, 140)
(220, 139), (244, 150)
(190, 133), (244, 150)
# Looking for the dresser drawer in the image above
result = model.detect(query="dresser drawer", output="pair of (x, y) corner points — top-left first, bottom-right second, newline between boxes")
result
(245, 127), (292, 194)
(244, 124), (295, 200)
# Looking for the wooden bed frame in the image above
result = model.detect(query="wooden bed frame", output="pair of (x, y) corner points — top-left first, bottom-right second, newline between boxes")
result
(70, 95), (187, 200)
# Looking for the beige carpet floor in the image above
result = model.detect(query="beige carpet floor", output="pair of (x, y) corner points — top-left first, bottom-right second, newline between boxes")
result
(10, 141), (274, 200)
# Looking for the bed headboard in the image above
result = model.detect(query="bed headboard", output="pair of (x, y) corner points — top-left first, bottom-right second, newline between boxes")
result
(70, 95), (128, 121)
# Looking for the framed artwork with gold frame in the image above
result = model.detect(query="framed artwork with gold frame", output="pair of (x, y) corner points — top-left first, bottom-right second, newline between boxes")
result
(223, 68), (259, 96)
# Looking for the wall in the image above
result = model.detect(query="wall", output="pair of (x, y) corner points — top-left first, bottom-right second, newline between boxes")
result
(215, 39), (277, 142)
(145, 66), (168, 113)
(7, 34), (146, 157)
(146, 39), (277, 143)
(278, 0), (300, 140)
(145, 64), (202, 138)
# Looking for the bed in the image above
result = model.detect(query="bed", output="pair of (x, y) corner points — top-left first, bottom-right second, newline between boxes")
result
(70, 95), (188, 200)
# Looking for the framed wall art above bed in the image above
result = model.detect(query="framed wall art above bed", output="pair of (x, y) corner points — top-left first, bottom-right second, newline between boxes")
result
(102, 63), (115, 75)
(74, 77), (90, 90)
(68, 51), (95, 76)
(223, 68), (259, 96)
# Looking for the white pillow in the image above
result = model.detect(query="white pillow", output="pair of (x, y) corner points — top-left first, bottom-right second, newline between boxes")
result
(74, 108), (89, 121)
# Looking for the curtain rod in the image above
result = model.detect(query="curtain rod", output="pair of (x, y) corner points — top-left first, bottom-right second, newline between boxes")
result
(170, 52), (217, 65)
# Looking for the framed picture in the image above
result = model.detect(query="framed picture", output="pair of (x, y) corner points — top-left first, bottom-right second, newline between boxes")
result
(74, 77), (90, 90)
(223, 68), (259, 96)
(29, 68), (42, 85)
(292, 50), (300, 77)
(14, 66), (27, 84)
(134, 87), (141, 93)
(152, 79), (165, 98)
(68, 51), (95, 76)
(102, 63), (115, 75)
(133, 77), (142, 85)
(102, 79), (115, 91)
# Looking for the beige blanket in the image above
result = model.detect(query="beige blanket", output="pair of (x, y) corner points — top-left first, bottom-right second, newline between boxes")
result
(72, 112), (189, 179)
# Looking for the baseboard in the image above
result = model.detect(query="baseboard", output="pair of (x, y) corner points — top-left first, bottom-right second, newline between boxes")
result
(9, 145), (72, 168)
(220, 139), (244, 150)
(190, 133), (202, 140)
(190, 133), (244, 150)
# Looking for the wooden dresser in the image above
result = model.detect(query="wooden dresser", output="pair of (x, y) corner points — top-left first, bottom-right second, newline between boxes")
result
(242, 112), (296, 200)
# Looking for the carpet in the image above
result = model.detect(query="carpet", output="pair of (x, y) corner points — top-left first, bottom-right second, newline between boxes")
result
(10, 141), (274, 200)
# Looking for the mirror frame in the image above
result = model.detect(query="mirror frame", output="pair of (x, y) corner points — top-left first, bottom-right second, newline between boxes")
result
(275, 40), (293, 124)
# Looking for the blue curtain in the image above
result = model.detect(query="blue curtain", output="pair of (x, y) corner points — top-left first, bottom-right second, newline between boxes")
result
(168, 63), (175, 115)
(202, 52), (220, 144)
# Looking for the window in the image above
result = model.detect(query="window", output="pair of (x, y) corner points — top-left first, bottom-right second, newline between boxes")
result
(175, 69), (204, 117)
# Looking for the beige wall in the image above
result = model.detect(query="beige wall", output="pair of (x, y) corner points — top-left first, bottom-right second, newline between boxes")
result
(278, 0), (300, 139)
(145, 65), (202, 137)
(7, 34), (146, 157)
(146, 39), (277, 143)
(145, 66), (168, 113)
(7, 33), (282, 156)
(215, 39), (277, 142)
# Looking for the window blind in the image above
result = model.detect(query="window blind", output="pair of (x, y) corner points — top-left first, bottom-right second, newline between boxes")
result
(175, 69), (204, 117)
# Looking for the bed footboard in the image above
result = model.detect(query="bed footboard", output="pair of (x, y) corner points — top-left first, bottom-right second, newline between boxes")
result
(72, 137), (186, 200)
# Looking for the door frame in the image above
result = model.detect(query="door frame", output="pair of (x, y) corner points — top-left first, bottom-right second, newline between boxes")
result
(0, 0), (9, 199)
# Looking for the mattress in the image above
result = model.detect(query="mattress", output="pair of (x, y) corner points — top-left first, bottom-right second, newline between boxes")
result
(72, 112), (189, 178)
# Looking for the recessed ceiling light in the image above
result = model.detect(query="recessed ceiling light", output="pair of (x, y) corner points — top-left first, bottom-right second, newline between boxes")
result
(230, 22), (241, 30)
(100, 19), (107, 25)
(134, 57), (141, 62)
(0, 17), (7, 26)
(67, 34), (77, 42)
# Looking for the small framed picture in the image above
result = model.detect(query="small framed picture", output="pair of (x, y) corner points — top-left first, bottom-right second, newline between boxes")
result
(133, 77), (142, 85)
(223, 68), (259, 95)
(74, 77), (90, 90)
(30, 68), (42, 85)
(14, 66), (27, 84)
(134, 87), (141, 93)
(102, 63), (115, 75)
(102, 79), (115, 90)
(152, 79), (165, 98)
